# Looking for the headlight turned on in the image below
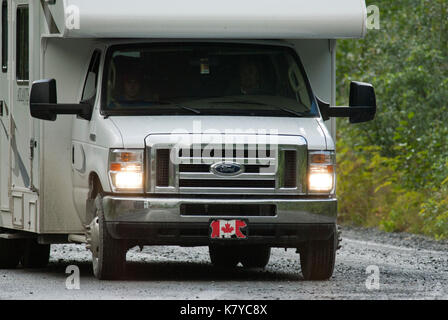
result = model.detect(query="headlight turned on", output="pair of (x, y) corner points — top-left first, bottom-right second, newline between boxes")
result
(308, 151), (335, 194)
(109, 149), (144, 192)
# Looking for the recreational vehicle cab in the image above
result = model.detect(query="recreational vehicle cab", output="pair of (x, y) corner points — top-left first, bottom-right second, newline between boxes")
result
(0, 0), (376, 280)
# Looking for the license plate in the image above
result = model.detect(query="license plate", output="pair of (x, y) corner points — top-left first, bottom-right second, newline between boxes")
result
(209, 219), (248, 240)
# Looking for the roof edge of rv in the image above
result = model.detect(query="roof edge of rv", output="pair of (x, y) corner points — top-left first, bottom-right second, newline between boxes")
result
(42, 0), (368, 40)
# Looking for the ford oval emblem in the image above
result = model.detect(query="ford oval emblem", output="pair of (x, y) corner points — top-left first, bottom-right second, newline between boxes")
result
(211, 162), (244, 176)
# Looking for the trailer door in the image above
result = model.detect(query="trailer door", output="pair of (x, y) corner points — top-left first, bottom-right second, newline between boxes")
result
(0, 0), (9, 212)
(9, 0), (39, 231)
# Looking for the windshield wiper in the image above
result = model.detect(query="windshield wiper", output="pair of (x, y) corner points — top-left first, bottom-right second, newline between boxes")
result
(108, 99), (202, 115)
(210, 100), (308, 117)
(176, 105), (201, 114)
(276, 107), (308, 117)
(147, 101), (202, 114)
(210, 100), (268, 106)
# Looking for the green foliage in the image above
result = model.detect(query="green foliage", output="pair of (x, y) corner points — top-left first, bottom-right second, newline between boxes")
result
(336, 142), (425, 233)
(336, 0), (448, 239)
(419, 185), (448, 240)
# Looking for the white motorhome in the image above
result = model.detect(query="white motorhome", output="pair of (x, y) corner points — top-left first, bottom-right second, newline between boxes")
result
(0, 0), (376, 280)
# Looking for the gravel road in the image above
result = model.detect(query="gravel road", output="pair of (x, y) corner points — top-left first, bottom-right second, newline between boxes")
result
(0, 225), (447, 300)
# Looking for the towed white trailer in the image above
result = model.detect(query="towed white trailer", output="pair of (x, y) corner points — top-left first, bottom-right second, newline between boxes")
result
(0, 0), (375, 280)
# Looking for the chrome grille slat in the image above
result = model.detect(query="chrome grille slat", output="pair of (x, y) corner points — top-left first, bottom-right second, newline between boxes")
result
(179, 148), (273, 158)
(179, 179), (276, 188)
(178, 157), (275, 164)
(179, 173), (275, 180)
(179, 164), (272, 174)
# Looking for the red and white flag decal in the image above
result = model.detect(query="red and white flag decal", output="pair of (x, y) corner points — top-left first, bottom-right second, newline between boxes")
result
(210, 220), (247, 239)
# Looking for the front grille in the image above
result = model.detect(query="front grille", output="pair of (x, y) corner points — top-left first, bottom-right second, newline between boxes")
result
(146, 136), (307, 194)
(179, 164), (272, 174)
(180, 204), (277, 216)
(179, 179), (276, 188)
(156, 149), (170, 187)
(179, 147), (273, 158)
(179, 164), (210, 173)
(284, 150), (297, 188)
(176, 144), (277, 191)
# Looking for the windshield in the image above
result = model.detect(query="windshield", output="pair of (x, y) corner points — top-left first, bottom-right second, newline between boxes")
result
(101, 43), (318, 117)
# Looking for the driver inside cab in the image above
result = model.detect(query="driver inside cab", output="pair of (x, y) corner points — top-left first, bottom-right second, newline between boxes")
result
(110, 68), (158, 108)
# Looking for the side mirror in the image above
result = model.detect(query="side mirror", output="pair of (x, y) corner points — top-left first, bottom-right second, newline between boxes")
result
(30, 79), (58, 121)
(349, 81), (377, 123)
(30, 79), (93, 121)
(317, 81), (377, 124)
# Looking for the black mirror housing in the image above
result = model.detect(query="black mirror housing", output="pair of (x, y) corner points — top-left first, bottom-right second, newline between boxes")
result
(349, 81), (377, 123)
(30, 79), (93, 121)
(316, 81), (377, 124)
(30, 79), (58, 121)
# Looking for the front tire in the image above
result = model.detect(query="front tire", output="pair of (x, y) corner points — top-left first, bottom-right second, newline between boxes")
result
(87, 195), (126, 280)
(300, 226), (337, 281)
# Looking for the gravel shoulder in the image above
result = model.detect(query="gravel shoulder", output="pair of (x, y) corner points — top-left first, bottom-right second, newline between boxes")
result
(341, 225), (448, 252)
(0, 225), (446, 300)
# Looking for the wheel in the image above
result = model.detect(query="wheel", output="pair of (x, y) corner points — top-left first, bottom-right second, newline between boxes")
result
(300, 225), (337, 281)
(21, 240), (50, 268)
(0, 238), (25, 269)
(86, 195), (126, 280)
(239, 246), (271, 268)
(209, 245), (240, 268)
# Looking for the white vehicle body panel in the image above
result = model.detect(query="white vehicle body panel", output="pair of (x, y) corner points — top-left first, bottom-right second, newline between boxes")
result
(0, 0), (367, 236)
(109, 116), (328, 150)
(51, 0), (367, 39)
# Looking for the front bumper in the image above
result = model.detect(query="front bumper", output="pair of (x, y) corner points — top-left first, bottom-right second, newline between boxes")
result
(102, 196), (337, 247)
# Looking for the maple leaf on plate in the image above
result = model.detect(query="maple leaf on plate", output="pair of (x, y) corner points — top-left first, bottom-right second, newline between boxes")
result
(222, 223), (234, 234)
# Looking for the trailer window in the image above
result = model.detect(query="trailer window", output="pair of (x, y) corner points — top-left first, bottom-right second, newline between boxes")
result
(1, 0), (7, 73)
(102, 43), (318, 117)
(16, 5), (28, 84)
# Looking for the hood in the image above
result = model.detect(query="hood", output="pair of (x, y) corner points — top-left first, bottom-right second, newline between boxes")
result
(110, 116), (330, 150)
